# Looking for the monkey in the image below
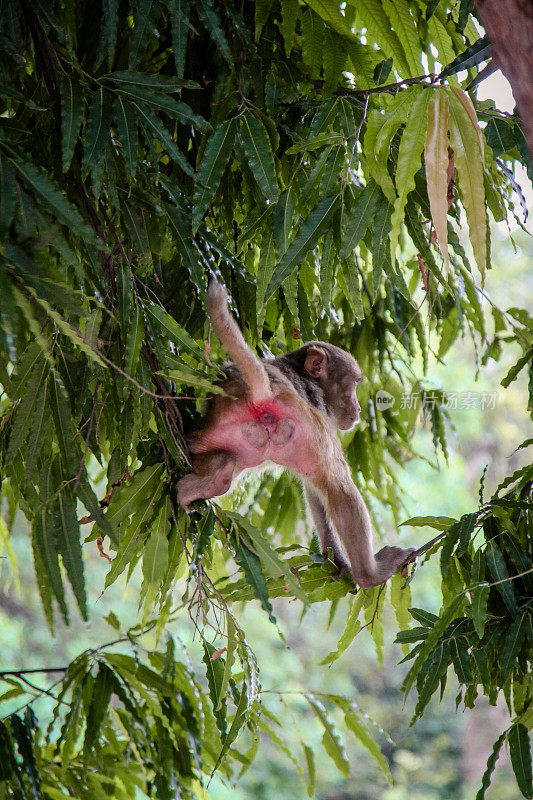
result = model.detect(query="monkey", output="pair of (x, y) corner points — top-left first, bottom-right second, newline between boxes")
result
(176, 280), (415, 587)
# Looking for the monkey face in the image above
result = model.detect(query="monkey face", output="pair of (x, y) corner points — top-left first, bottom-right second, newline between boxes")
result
(337, 380), (361, 430)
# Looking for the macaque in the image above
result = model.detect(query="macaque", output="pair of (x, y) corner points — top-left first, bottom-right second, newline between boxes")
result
(177, 280), (415, 587)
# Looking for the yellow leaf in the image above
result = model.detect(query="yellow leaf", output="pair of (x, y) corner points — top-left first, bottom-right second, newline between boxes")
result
(448, 86), (484, 157)
(425, 90), (450, 271)
(448, 89), (487, 283)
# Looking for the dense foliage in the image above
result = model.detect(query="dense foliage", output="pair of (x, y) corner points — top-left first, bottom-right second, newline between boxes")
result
(0, 1), (531, 798)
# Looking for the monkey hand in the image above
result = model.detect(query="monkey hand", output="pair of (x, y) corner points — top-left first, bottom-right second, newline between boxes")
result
(369, 545), (417, 585)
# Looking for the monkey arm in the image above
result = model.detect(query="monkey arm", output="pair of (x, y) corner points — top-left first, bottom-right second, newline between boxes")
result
(310, 447), (415, 587)
(305, 488), (351, 573)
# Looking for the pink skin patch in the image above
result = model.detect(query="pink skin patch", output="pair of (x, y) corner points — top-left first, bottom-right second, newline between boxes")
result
(247, 401), (282, 423)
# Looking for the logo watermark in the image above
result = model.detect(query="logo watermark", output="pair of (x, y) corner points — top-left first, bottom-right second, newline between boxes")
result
(375, 390), (498, 411)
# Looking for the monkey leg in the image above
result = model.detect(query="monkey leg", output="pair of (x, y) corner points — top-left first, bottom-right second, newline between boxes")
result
(305, 488), (350, 574)
(177, 451), (236, 510)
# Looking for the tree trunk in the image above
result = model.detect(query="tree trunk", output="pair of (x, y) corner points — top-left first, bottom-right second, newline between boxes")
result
(476, 0), (533, 159)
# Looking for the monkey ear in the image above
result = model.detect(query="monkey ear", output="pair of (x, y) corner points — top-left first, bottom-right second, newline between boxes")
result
(304, 346), (328, 378)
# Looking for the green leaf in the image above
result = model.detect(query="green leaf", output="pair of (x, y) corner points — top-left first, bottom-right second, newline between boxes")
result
(129, 0), (159, 68)
(389, 89), (431, 265)
(167, 0), (191, 77)
(471, 582), (489, 639)
(105, 464), (165, 528)
(403, 595), (464, 697)
(82, 87), (112, 191)
(390, 571), (412, 656)
(476, 733), (506, 800)
(450, 637), (472, 684)
(343, 707), (392, 784)
(7, 156), (101, 248)
(98, 0), (118, 70)
(197, 0), (233, 66)
(320, 591), (364, 664)
(0, 156), (17, 238)
(501, 346), (533, 388)
(239, 113), (278, 202)
(104, 478), (163, 588)
(339, 259), (363, 319)
(124, 304), (143, 378)
(142, 506), (170, 585)
(485, 539), (518, 613)
(501, 613), (527, 676)
(303, 743), (316, 797)
(29, 290), (107, 369)
(60, 76), (84, 172)
(447, 87), (487, 282)
(305, 0), (354, 38)
(203, 641), (227, 736)
(256, 228), (276, 334)
(381, 0), (420, 77)
(266, 195), (340, 298)
(227, 512), (308, 603)
(9, 713), (41, 797)
(146, 304), (205, 360)
(34, 508), (68, 624)
(357, 0), (411, 76)
(306, 695), (350, 777)
(136, 105), (196, 177)
(106, 70), (197, 92)
(339, 181), (380, 260)
(508, 724), (532, 799)
(116, 83), (209, 130)
(232, 534), (276, 623)
(115, 97), (138, 177)
(280, 0), (300, 56)
(217, 611), (237, 711)
(301, 9), (324, 80)
(285, 132), (344, 155)
(55, 491), (87, 620)
(84, 663), (115, 754)
(6, 357), (48, 464)
(400, 516), (456, 530)
(192, 118), (237, 233)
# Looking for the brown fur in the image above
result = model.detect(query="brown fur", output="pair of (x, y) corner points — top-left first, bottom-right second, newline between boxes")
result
(176, 281), (414, 587)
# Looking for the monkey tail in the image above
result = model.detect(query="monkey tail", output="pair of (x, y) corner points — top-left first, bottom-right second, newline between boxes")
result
(207, 280), (272, 403)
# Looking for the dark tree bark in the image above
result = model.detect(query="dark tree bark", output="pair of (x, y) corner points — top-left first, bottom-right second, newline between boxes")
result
(475, 0), (533, 159)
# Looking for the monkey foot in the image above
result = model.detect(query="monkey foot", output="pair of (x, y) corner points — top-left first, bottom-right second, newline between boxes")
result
(176, 455), (235, 509)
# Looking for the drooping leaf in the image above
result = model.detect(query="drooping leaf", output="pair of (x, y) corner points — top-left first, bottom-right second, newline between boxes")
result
(115, 97), (138, 178)
(7, 156), (101, 248)
(232, 532), (276, 623)
(320, 591), (364, 665)
(55, 491), (87, 620)
(239, 113), (278, 202)
(339, 181), (379, 260)
(306, 695), (350, 777)
(266, 195), (340, 297)
(192, 118), (237, 233)
(389, 89), (431, 265)
(508, 724), (532, 800)
(447, 87), (487, 282)
(425, 89), (450, 270)
(60, 76), (85, 172)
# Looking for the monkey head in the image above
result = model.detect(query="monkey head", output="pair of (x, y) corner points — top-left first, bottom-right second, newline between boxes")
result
(302, 344), (363, 431)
